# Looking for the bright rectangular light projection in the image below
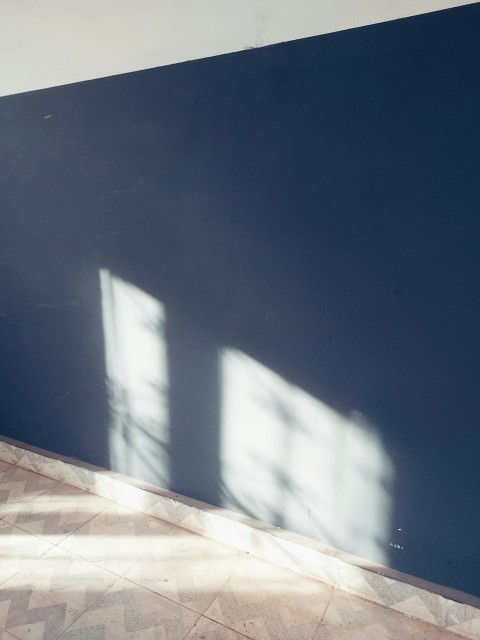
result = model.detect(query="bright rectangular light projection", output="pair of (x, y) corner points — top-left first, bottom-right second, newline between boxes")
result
(99, 271), (394, 563)
(100, 269), (170, 487)
(220, 349), (394, 564)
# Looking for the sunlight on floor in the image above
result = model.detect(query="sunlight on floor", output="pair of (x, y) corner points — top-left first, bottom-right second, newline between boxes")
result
(0, 462), (464, 640)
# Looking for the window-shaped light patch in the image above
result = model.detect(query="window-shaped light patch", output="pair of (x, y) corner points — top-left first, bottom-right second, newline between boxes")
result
(100, 270), (169, 487)
(220, 349), (394, 564)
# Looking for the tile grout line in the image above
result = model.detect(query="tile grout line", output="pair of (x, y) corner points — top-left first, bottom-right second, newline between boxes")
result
(188, 616), (256, 640)
(1, 438), (479, 640)
(49, 499), (114, 547)
(0, 481), (114, 548)
(59, 584), (117, 640)
(53, 571), (128, 640)
(40, 511), (230, 621)
(318, 584), (336, 629)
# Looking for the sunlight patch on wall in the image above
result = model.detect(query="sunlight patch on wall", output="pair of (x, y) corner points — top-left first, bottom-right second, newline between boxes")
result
(100, 270), (170, 487)
(220, 349), (394, 564)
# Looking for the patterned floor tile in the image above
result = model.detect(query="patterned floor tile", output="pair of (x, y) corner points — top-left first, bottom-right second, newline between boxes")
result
(14, 450), (68, 483)
(58, 503), (174, 576)
(0, 521), (53, 586)
(124, 526), (243, 615)
(0, 465), (58, 518)
(336, 564), (448, 627)
(314, 590), (462, 640)
(57, 577), (199, 640)
(0, 462), (13, 473)
(59, 464), (116, 502)
(0, 461), (478, 640)
(2, 482), (111, 543)
(185, 615), (251, 639)
(0, 546), (118, 640)
(445, 601), (480, 638)
(204, 555), (333, 640)
(0, 441), (22, 465)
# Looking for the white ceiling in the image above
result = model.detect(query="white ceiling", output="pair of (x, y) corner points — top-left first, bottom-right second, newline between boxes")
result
(1, 0), (478, 97)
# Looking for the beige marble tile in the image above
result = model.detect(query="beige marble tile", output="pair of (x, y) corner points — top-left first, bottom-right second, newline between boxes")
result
(0, 521), (53, 586)
(2, 481), (112, 544)
(314, 589), (462, 640)
(58, 502), (174, 576)
(336, 562), (450, 628)
(0, 465), (58, 518)
(174, 501), (230, 537)
(204, 555), (333, 640)
(0, 461), (13, 473)
(1, 445), (479, 639)
(390, 590), (448, 628)
(57, 576), (199, 639)
(59, 463), (116, 500)
(248, 530), (339, 587)
(145, 492), (181, 523)
(185, 615), (250, 639)
(0, 629), (18, 640)
(15, 449), (66, 481)
(0, 441), (22, 465)
(0, 546), (118, 640)
(125, 525), (243, 615)
(107, 478), (166, 515)
(445, 601), (480, 639)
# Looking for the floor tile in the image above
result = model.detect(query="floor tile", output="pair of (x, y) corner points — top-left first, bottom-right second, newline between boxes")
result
(0, 466), (58, 517)
(57, 577), (199, 639)
(0, 462), (13, 474)
(13, 450), (68, 484)
(204, 555), (333, 640)
(314, 590), (463, 639)
(124, 526), (243, 615)
(0, 546), (118, 640)
(446, 601), (480, 638)
(0, 521), (53, 586)
(0, 441), (22, 466)
(2, 482), (111, 543)
(336, 563), (448, 627)
(0, 464), (477, 640)
(58, 503), (174, 576)
(59, 464), (116, 501)
(185, 615), (251, 639)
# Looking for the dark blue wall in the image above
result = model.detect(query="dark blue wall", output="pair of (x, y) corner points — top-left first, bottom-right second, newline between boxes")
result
(1, 4), (479, 596)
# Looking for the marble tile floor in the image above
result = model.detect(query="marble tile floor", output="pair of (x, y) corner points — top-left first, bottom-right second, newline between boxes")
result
(0, 461), (465, 640)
